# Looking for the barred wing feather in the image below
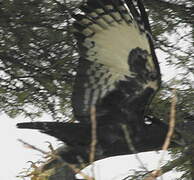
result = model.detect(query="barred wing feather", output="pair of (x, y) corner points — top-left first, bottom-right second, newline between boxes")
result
(72, 0), (161, 124)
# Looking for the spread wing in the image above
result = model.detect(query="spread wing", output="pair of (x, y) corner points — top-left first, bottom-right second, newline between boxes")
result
(72, 0), (161, 124)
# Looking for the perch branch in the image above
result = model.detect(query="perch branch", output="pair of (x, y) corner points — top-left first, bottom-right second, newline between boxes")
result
(143, 89), (177, 180)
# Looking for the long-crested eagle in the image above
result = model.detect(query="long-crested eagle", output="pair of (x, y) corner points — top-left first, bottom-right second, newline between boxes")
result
(17, 0), (163, 162)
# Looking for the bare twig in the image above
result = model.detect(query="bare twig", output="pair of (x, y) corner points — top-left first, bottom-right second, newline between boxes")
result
(121, 124), (136, 153)
(18, 139), (48, 154)
(143, 89), (177, 180)
(121, 124), (148, 171)
(18, 139), (93, 180)
(89, 106), (97, 180)
(160, 89), (177, 153)
(89, 106), (97, 163)
(46, 151), (93, 180)
(67, 164), (94, 180)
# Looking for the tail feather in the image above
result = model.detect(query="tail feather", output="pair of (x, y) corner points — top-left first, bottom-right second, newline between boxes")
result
(17, 122), (90, 146)
(17, 121), (54, 130)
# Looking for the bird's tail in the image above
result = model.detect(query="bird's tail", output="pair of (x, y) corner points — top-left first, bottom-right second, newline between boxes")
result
(17, 121), (56, 130)
(17, 121), (90, 145)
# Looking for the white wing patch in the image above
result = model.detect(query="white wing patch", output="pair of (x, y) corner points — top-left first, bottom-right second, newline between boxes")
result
(83, 20), (151, 76)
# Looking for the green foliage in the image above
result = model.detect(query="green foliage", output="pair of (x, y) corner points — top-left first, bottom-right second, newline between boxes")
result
(2, 0), (192, 179)
(0, 0), (193, 122)
(0, 0), (81, 119)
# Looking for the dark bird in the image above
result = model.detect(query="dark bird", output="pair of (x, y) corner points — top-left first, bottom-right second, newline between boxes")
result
(17, 115), (182, 164)
(17, 0), (163, 163)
